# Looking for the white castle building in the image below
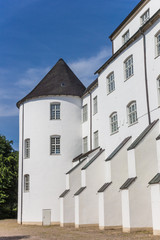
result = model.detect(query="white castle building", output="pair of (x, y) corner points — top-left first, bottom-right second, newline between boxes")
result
(17, 0), (160, 235)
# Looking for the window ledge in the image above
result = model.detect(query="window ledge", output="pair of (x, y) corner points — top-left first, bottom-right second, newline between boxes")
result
(128, 121), (138, 127)
(124, 74), (134, 82)
(154, 54), (160, 60)
(110, 130), (119, 136)
(107, 89), (115, 96)
(50, 154), (61, 156)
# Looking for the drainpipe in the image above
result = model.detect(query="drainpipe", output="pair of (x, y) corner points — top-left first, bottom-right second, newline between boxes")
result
(20, 104), (24, 224)
(142, 32), (151, 125)
(89, 91), (92, 150)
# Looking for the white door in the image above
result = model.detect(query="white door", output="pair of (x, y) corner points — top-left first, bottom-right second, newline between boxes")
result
(42, 209), (51, 226)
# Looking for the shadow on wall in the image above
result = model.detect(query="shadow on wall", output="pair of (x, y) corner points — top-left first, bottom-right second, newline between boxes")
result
(0, 236), (30, 240)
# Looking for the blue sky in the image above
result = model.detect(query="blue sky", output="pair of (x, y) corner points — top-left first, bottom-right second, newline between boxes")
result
(0, 0), (140, 150)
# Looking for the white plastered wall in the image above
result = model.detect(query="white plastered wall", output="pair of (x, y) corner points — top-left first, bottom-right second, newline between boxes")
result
(18, 96), (82, 224)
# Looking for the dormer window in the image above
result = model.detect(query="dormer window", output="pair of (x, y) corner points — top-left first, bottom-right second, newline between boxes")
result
(122, 30), (130, 44)
(141, 9), (150, 26)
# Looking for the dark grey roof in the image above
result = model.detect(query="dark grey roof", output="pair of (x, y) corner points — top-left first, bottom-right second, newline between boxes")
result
(66, 158), (87, 175)
(74, 187), (86, 196)
(82, 78), (98, 97)
(109, 0), (147, 40)
(120, 177), (137, 190)
(59, 189), (70, 198)
(17, 58), (86, 108)
(95, 10), (160, 75)
(106, 137), (131, 161)
(127, 120), (159, 151)
(81, 149), (105, 170)
(156, 135), (160, 141)
(149, 173), (160, 185)
(72, 147), (100, 163)
(97, 182), (112, 193)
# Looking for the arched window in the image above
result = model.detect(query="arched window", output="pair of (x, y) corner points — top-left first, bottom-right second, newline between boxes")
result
(107, 72), (115, 94)
(124, 55), (134, 80)
(24, 174), (30, 192)
(110, 112), (118, 134)
(155, 31), (160, 57)
(127, 101), (137, 125)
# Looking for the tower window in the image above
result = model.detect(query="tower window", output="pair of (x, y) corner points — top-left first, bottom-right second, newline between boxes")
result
(50, 136), (61, 154)
(24, 139), (30, 159)
(50, 103), (60, 120)
(24, 174), (30, 192)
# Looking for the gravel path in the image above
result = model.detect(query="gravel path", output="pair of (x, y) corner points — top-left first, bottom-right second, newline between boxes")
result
(0, 220), (159, 240)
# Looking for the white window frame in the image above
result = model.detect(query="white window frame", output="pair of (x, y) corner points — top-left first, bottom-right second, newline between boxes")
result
(140, 9), (150, 26)
(124, 55), (134, 80)
(110, 112), (118, 134)
(93, 96), (98, 115)
(155, 31), (160, 57)
(122, 30), (130, 44)
(127, 101), (138, 126)
(24, 174), (30, 192)
(50, 135), (61, 155)
(107, 72), (115, 94)
(82, 104), (88, 122)
(24, 138), (30, 159)
(83, 136), (88, 153)
(93, 131), (99, 148)
(50, 103), (60, 120)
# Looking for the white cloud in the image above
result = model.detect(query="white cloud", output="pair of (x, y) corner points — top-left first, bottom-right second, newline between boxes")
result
(69, 47), (111, 86)
(16, 66), (50, 89)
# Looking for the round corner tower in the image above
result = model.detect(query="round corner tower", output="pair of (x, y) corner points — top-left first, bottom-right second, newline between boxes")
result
(17, 58), (86, 225)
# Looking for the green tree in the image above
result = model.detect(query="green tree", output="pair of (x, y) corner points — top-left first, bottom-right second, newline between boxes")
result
(0, 135), (18, 219)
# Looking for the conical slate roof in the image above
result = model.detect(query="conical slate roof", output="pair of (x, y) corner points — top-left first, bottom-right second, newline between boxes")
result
(17, 58), (86, 108)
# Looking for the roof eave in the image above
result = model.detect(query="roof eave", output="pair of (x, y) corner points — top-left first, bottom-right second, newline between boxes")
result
(95, 10), (160, 75)
(109, 0), (150, 41)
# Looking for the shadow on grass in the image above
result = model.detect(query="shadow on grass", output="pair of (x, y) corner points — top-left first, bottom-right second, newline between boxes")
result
(0, 236), (30, 240)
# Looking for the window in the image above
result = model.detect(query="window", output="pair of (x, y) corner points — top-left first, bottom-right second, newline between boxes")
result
(157, 75), (160, 105)
(83, 137), (88, 153)
(141, 9), (150, 26)
(107, 72), (115, 94)
(110, 112), (118, 134)
(94, 131), (99, 148)
(50, 136), (60, 154)
(82, 104), (88, 122)
(25, 139), (30, 158)
(127, 101), (137, 125)
(122, 30), (130, 44)
(50, 103), (60, 120)
(156, 32), (160, 57)
(124, 55), (134, 80)
(93, 96), (98, 114)
(24, 174), (30, 192)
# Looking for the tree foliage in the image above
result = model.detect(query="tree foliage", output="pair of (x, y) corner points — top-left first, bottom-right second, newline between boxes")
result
(0, 135), (18, 219)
